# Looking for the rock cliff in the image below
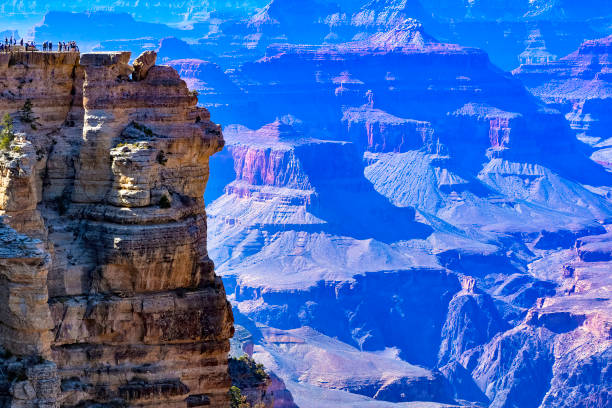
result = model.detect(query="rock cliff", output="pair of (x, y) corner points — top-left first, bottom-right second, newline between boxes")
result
(0, 51), (233, 407)
(192, 20), (612, 407)
(514, 35), (612, 175)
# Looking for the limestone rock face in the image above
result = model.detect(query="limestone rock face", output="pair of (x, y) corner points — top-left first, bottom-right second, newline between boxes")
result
(0, 51), (233, 407)
(0, 223), (53, 358)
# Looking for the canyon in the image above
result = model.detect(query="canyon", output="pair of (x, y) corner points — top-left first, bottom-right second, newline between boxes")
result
(514, 34), (612, 176)
(20, 0), (612, 71)
(193, 15), (611, 408)
(0, 51), (233, 407)
(0, 0), (610, 407)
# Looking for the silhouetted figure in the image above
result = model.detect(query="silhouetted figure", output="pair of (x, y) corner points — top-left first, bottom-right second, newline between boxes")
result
(20, 39), (23, 47)
(49, 42), (52, 51)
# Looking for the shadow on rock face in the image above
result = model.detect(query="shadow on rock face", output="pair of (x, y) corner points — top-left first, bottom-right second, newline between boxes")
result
(527, 311), (587, 334)
(296, 141), (433, 243)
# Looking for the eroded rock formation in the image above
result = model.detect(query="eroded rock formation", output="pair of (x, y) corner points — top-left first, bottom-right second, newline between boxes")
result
(0, 51), (233, 407)
(514, 34), (612, 174)
(195, 20), (612, 406)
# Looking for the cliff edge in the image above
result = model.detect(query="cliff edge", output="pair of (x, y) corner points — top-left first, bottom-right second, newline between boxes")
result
(0, 51), (234, 407)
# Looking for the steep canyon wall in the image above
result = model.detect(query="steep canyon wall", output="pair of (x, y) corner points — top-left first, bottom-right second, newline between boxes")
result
(0, 51), (233, 407)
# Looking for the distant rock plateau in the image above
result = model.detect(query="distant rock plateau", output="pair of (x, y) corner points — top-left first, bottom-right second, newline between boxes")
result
(198, 13), (612, 408)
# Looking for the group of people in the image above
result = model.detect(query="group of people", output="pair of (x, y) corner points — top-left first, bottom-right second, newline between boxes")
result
(1, 37), (33, 52)
(0, 36), (79, 53)
(45, 41), (79, 52)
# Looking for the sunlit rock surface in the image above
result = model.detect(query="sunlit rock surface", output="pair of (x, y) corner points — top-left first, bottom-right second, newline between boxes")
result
(0, 51), (233, 407)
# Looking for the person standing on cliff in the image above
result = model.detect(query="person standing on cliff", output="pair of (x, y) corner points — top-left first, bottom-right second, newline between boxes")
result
(49, 42), (52, 51)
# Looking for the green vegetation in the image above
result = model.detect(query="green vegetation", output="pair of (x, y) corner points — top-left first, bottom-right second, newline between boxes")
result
(229, 386), (266, 408)
(55, 192), (71, 216)
(237, 355), (268, 381)
(132, 121), (155, 137)
(19, 99), (39, 129)
(159, 195), (171, 209)
(0, 347), (13, 360)
(6, 366), (27, 383)
(230, 386), (249, 408)
(0, 113), (15, 151)
(157, 150), (168, 165)
(228, 356), (270, 408)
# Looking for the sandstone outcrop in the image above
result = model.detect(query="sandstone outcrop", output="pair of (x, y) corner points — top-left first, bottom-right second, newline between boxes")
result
(132, 50), (158, 81)
(0, 51), (233, 407)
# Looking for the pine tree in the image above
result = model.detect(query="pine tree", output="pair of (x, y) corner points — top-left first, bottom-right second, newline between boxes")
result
(229, 386), (250, 408)
(19, 99), (39, 129)
(0, 113), (15, 151)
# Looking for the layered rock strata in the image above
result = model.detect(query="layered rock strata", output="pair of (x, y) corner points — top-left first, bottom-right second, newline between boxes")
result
(0, 51), (233, 407)
(513, 35), (612, 174)
(198, 21), (612, 406)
